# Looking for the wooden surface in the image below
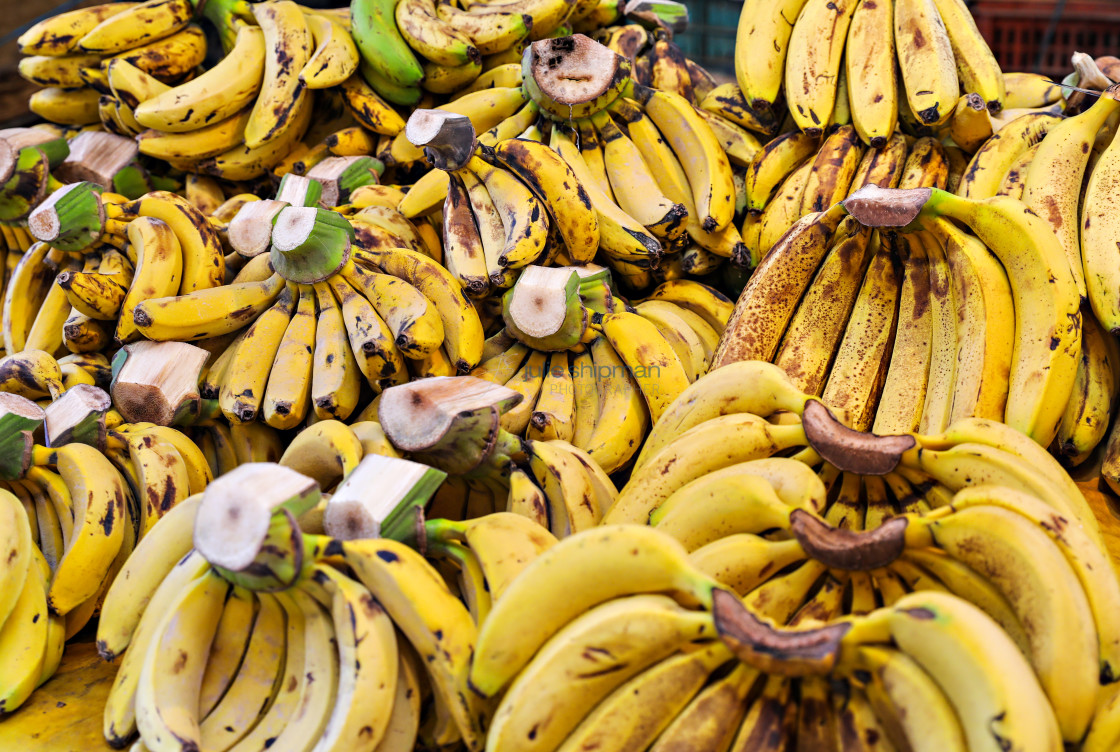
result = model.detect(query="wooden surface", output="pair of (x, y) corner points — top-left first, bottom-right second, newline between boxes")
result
(3, 478), (1120, 750)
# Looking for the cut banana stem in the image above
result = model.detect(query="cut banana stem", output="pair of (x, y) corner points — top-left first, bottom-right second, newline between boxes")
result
(503, 265), (589, 350)
(270, 206), (354, 283)
(0, 393), (44, 480)
(406, 109), (478, 170)
(378, 375), (520, 457)
(54, 131), (138, 189)
(306, 155), (383, 206)
(275, 172), (323, 206)
(27, 181), (105, 251)
(193, 462), (321, 572)
(323, 453), (447, 541)
(524, 34), (631, 120)
(801, 399), (916, 474)
(110, 341), (209, 426)
(43, 384), (110, 449)
(228, 199), (289, 257)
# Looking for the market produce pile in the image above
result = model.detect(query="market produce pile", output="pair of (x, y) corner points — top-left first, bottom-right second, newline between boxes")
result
(1, 0), (1120, 749)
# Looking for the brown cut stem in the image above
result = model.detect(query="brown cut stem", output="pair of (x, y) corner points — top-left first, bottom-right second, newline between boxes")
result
(405, 110), (478, 171)
(110, 341), (210, 425)
(54, 131), (138, 188)
(44, 384), (111, 449)
(801, 399), (915, 475)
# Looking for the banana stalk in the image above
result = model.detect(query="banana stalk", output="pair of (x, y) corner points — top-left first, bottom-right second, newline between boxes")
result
(43, 384), (111, 449)
(27, 182), (105, 252)
(109, 341), (210, 426)
(502, 265), (590, 351)
(323, 453), (447, 541)
(269, 206), (355, 283)
(0, 394), (44, 480)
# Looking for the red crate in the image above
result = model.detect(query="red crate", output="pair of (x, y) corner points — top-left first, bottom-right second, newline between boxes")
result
(971, 1), (1120, 79)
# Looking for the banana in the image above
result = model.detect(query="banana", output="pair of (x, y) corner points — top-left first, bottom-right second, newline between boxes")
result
(198, 591), (288, 751)
(756, 158), (813, 257)
(558, 641), (732, 752)
(350, 0), (423, 91)
(633, 301), (709, 382)
(119, 190), (226, 294)
(525, 437), (602, 535)
(441, 173), (490, 297)
(715, 204), (848, 365)
(958, 112), (1063, 199)
(133, 272), (286, 342)
(1080, 92), (1120, 333)
(594, 113), (688, 242)
(469, 525), (723, 699)
(487, 595), (715, 752)
(309, 566), (399, 751)
(105, 22), (206, 81)
(278, 419), (362, 492)
(819, 234), (901, 430)
(802, 125), (866, 214)
(932, 0), (1005, 112)
(339, 260), (444, 359)
(463, 155), (548, 270)
(995, 143), (1036, 198)
(0, 538), (48, 716)
(785, 0), (858, 135)
(606, 416), (806, 525)
(136, 108), (252, 163)
(632, 85), (736, 232)
(29, 86), (101, 125)
(341, 537), (486, 749)
(134, 25), (264, 133)
(134, 570), (229, 752)
(23, 256), (76, 356)
(300, 12), (359, 89)
(245, 0), (313, 151)
(915, 190), (1081, 446)
(549, 125), (662, 267)
(38, 443), (126, 616)
(200, 92), (313, 180)
(328, 273), (408, 390)
(217, 285), (296, 423)
(1056, 312), (1113, 462)
(0, 490), (31, 639)
(580, 334), (647, 473)
(397, 0), (479, 68)
(115, 216), (182, 343)
(491, 137), (600, 263)
(872, 591), (1063, 751)
(338, 71), (406, 136)
(773, 222), (874, 395)
(437, 6), (530, 56)
(915, 232), (957, 434)
(1003, 71), (1063, 109)
(77, 0), (193, 54)
(19, 54), (102, 88)
(526, 353), (575, 442)
(597, 311), (691, 423)
(19, 2), (138, 55)
(498, 349), (547, 435)
(733, 0), (810, 113)
(847, 645), (967, 751)
(895, 0), (959, 126)
(743, 133), (819, 215)
(363, 246), (483, 372)
(845, 0), (897, 146)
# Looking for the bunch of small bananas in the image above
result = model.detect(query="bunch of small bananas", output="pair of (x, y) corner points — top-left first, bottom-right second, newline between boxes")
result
(719, 184), (1084, 453)
(17, 0), (213, 128)
(96, 459), (489, 750)
(734, 0), (1006, 141)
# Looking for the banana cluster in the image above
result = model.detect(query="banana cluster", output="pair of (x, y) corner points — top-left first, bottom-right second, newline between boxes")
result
(734, 0), (1005, 142)
(720, 184), (1084, 450)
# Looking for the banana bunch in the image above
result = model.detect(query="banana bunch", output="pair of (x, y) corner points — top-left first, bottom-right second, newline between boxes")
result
(720, 184), (1083, 449)
(18, 0), (212, 128)
(97, 460), (488, 750)
(742, 127), (970, 264)
(734, 0), (1005, 143)
(0, 490), (66, 718)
